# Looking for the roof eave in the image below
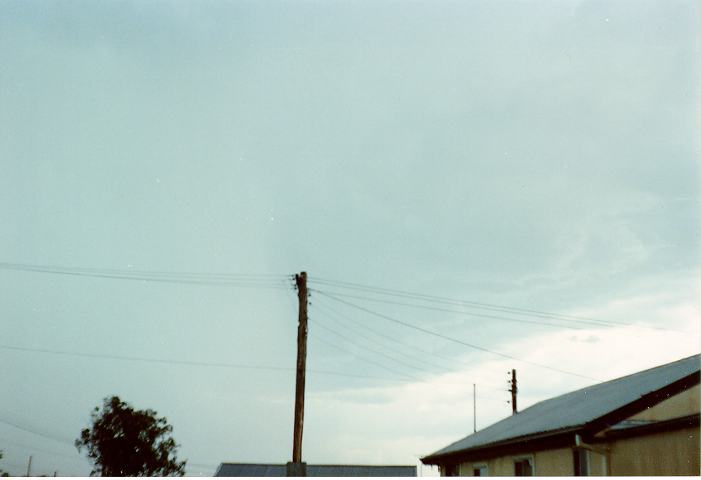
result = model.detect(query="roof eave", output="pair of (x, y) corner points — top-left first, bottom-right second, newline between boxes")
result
(421, 425), (583, 465)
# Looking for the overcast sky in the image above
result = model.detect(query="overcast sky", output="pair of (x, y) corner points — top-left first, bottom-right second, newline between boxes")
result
(1, 0), (700, 476)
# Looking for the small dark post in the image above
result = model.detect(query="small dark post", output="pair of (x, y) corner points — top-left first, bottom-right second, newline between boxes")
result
(510, 369), (518, 414)
(473, 383), (477, 432)
(289, 271), (308, 476)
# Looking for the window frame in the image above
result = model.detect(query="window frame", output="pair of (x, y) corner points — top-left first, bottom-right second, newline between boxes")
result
(472, 463), (488, 476)
(513, 455), (535, 476)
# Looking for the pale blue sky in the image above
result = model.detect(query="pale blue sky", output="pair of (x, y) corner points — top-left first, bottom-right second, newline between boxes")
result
(1, 0), (699, 476)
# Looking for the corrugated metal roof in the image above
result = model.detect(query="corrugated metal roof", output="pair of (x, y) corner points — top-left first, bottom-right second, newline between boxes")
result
(426, 354), (700, 459)
(215, 463), (417, 477)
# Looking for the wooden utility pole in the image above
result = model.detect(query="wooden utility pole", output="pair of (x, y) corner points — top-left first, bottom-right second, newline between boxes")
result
(288, 271), (308, 477)
(509, 369), (518, 414)
(26, 455), (32, 477)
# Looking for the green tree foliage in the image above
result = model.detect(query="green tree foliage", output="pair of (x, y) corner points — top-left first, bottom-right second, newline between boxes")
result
(0, 450), (9, 476)
(75, 396), (186, 477)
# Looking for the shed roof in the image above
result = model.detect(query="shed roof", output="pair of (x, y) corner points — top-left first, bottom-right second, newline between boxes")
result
(215, 463), (417, 477)
(424, 354), (700, 462)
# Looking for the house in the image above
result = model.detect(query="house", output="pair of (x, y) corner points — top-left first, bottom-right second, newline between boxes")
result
(421, 354), (700, 476)
(214, 463), (417, 477)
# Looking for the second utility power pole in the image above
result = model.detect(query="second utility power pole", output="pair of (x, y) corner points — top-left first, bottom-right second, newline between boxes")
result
(288, 271), (308, 477)
(509, 369), (518, 414)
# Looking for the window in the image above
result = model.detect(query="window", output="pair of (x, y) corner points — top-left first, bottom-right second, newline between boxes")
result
(472, 464), (488, 476)
(514, 458), (533, 476)
(573, 449), (589, 476)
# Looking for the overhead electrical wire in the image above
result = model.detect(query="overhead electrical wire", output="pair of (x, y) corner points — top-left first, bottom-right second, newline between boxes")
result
(0, 342), (511, 390)
(0, 343), (450, 385)
(0, 262), (291, 289)
(309, 276), (689, 333)
(308, 332), (418, 380)
(312, 301), (461, 373)
(311, 289), (585, 331)
(287, 291), (498, 386)
(309, 331), (507, 397)
(1, 264), (605, 383)
(0, 417), (74, 446)
(311, 302), (509, 390)
(0, 262), (287, 279)
(315, 291), (600, 381)
(0, 344), (296, 372)
(312, 296), (508, 382)
(310, 317), (437, 377)
(1, 264), (687, 331)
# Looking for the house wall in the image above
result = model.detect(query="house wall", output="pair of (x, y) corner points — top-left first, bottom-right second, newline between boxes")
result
(457, 456), (508, 476)
(458, 448), (574, 476)
(451, 426), (699, 476)
(607, 426), (700, 476)
(628, 384), (699, 421)
(532, 448), (573, 476)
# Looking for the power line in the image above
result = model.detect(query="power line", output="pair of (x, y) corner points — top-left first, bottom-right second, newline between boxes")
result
(0, 262), (288, 279)
(309, 276), (689, 333)
(313, 301), (459, 373)
(309, 332), (418, 381)
(1, 340), (507, 398)
(0, 262), (291, 289)
(314, 300), (508, 384)
(316, 291), (599, 381)
(0, 344), (296, 372)
(311, 303), (510, 391)
(312, 296), (508, 389)
(311, 289), (584, 331)
(0, 343), (443, 384)
(0, 417), (73, 446)
(312, 302), (484, 376)
(310, 317), (437, 377)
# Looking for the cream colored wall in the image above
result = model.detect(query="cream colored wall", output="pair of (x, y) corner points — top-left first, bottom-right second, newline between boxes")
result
(629, 384), (700, 421)
(453, 427), (699, 476)
(458, 456), (513, 476)
(458, 448), (574, 476)
(533, 448), (573, 476)
(608, 426), (700, 476)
